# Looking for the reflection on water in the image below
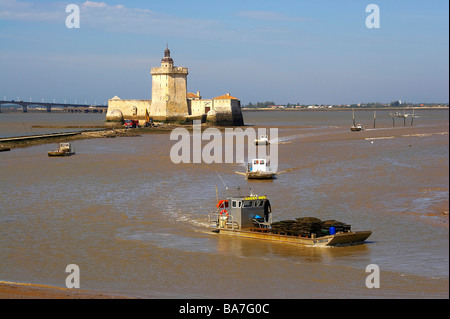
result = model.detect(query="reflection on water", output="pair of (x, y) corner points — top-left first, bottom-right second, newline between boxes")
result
(0, 110), (448, 298)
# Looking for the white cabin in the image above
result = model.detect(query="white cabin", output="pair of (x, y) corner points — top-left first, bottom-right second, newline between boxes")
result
(254, 135), (269, 145)
(248, 159), (268, 172)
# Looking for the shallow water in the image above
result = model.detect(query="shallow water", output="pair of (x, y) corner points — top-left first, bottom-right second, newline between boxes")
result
(0, 109), (448, 298)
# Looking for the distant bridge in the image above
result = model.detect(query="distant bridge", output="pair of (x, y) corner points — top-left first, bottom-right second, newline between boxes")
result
(0, 100), (108, 113)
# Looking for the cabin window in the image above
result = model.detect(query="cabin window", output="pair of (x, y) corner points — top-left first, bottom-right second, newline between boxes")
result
(237, 201), (242, 208)
(232, 200), (237, 208)
(243, 200), (253, 208)
(260, 160), (265, 165)
(256, 200), (264, 207)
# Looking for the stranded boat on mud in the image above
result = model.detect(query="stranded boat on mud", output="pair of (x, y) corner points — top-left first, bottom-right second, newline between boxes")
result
(48, 143), (75, 157)
(351, 123), (364, 131)
(350, 108), (364, 131)
(209, 191), (371, 247)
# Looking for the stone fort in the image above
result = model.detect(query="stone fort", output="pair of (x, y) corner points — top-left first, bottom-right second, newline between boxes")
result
(106, 47), (244, 126)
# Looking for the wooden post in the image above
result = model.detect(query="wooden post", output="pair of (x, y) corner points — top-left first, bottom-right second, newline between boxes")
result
(373, 110), (376, 128)
(403, 107), (407, 126)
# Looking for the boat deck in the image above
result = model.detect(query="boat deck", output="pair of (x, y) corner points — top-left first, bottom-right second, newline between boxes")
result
(217, 228), (372, 247)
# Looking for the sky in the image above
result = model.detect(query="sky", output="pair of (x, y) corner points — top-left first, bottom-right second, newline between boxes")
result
(0, 0), (448, 105)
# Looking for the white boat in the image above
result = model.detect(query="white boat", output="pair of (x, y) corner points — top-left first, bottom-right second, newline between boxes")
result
(350, 108), (364, 131)
(351, 123), (364, 131)
(246, 158), (275, 179)
(254, 135), (269, 145)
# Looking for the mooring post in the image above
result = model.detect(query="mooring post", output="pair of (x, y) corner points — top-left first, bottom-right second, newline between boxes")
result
(373, 110), (376, 128)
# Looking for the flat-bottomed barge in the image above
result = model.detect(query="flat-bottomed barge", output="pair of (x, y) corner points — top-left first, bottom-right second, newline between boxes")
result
(209, 190), (371, 247)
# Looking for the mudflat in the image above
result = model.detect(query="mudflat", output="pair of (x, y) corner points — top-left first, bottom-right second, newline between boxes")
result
(0, 281), (134, 299)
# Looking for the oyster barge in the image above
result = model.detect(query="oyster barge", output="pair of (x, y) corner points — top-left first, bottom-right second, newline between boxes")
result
(209, 191), (371, 247)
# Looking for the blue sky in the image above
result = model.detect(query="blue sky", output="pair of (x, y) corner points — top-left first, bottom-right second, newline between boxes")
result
(0, 0), (448, 105)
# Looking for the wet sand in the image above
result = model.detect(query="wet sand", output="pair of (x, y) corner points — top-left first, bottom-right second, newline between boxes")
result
(0, 281), (135, 299)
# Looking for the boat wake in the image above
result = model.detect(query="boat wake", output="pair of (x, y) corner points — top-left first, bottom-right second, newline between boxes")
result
(364, 131), (447, 141)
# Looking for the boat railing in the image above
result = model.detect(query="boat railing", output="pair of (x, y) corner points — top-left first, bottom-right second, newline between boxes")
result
(208, 212), (239, 230)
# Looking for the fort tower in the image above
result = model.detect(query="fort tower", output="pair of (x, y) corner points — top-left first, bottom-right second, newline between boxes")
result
(150, 46), (189, 121)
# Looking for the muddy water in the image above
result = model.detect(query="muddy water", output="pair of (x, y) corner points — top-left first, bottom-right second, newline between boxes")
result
(0, 110), (448, 298)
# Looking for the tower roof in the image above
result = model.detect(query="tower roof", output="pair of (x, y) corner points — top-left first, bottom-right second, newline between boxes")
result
(161, 44), (173, 64)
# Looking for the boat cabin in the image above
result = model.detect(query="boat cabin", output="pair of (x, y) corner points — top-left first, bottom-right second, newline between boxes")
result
(254, 135), (269, 145)
(247, 159), (269, 172)
(59, 143), (74, 152)
(211, 194), (272, 230)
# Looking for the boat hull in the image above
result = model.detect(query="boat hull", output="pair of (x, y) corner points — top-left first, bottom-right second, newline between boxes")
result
(246, 171), (275, 179)
(48, 151), (75, 157)
(216, 228), (372, 247)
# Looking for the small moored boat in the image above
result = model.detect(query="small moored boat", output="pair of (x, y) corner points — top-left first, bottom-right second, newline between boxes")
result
(351, 123), (364, 131)
(246, 158), (275, 179)
(254, 135), (269, 145)
(350, 108), (364, 131)
(48, 143), (75, 157)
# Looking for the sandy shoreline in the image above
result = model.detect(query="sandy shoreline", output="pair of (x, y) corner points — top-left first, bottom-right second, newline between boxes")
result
(0, 281), (136, 299)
